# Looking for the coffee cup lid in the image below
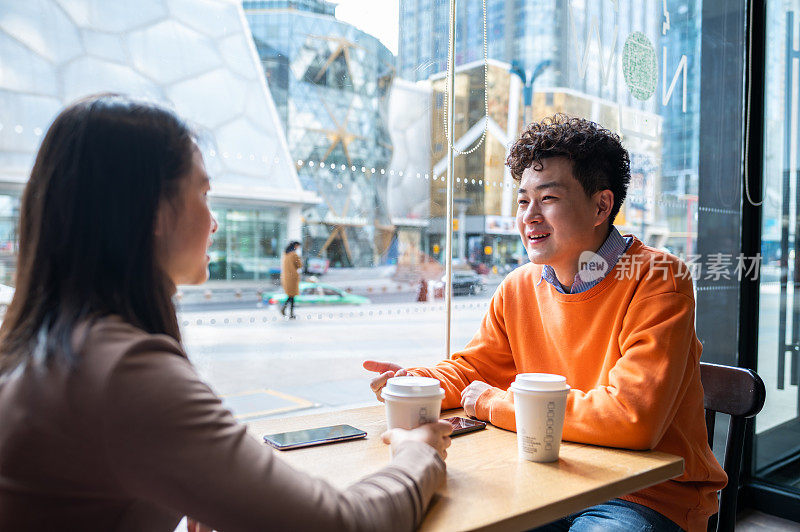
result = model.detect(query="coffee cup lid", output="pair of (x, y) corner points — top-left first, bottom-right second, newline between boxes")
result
(383, 376), (443, 398)
(511, 373), (569, 392)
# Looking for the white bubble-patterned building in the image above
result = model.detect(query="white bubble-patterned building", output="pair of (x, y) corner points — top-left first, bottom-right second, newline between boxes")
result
(0, 0), (320, 283)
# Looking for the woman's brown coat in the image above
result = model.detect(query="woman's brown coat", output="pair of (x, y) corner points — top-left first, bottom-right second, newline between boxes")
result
(281, 250), (303, 296)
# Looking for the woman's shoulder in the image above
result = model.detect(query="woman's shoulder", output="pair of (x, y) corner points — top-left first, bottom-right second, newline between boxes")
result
(76, 315), (187, 380)
(80, 315), (182, 350)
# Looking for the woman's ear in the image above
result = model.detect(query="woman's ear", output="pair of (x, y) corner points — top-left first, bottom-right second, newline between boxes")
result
(594, 190), (614, 227)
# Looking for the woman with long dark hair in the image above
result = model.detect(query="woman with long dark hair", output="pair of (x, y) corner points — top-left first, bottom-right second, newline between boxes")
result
(0, 95), (451, 531)
(281, 240), (302, 318)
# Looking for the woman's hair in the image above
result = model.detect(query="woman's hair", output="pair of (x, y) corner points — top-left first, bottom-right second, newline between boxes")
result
(0, 94), (195, 374)
(506, 113), (631, 226)
(285, 241), (301, 254)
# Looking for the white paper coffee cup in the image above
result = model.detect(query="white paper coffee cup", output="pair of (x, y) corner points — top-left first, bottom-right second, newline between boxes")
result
(510, 373), (570, 462)
(381, 376), (445, 430)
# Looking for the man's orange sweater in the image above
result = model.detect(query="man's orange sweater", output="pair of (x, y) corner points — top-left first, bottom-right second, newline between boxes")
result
(409, 238), (726, 532)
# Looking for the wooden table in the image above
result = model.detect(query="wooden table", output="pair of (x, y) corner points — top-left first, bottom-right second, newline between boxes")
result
(248, 406), (683, 532)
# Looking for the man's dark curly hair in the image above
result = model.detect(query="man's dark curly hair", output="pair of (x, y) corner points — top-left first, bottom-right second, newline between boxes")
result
(506, 113), (630, 226)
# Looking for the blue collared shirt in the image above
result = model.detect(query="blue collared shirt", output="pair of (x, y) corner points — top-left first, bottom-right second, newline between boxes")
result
(537, 227), (633, 294)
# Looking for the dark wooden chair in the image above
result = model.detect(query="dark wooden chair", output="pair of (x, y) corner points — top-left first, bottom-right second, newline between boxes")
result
(700, 362), (766, 532)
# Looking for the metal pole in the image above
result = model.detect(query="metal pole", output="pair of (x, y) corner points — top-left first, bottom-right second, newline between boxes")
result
(445, 0), (457, 359)
(778, 11), (795, 389)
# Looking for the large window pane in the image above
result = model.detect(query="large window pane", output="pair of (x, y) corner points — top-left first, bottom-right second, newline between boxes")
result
(177, 0), (452, 420)
(0, 0), (449, 424)
(403, 1), (746, 369)
(754, 0), (800, 495)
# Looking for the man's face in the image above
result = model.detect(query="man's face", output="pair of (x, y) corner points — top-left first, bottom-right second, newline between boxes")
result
(515, 157), (610, 277)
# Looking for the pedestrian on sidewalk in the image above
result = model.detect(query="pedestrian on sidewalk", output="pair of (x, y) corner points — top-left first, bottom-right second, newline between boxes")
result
(281, 241), (302, 319)
(416, 277), (428, 302)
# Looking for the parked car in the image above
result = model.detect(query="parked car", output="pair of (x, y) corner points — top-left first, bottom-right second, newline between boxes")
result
(263, 282), (370, 307)
(434, 271), (485, 297)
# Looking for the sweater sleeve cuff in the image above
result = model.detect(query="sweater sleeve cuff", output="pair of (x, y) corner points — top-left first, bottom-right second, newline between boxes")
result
(475, 387), (517, 431)
(474, 386), (504, 422)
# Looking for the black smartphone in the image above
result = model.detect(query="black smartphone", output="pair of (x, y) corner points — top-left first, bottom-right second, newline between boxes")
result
(443, 416), (487, 436)
(263, 424), (367, 450)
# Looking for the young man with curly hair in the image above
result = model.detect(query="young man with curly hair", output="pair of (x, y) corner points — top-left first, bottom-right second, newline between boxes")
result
(365, 114), (725, 531)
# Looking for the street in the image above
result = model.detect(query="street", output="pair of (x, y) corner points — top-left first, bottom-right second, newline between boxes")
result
(179, 289), (497, 422)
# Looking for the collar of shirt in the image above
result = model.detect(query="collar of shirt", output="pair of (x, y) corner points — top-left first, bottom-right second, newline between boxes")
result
(535, 227), (633, 294)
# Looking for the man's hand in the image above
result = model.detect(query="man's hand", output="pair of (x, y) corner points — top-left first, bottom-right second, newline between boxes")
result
(381, 420), (453, 460)
(460, 381), (493, 418)
(363, 360), (408, 402)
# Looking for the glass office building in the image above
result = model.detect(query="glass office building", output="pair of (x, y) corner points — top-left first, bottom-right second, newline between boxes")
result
(399, 0), (700, 255)
(244, 0), (398, 267)
(399, 0), (659, 95)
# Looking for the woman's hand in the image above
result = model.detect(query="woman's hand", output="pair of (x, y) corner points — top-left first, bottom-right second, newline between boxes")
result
(381, 420), (453, 460)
